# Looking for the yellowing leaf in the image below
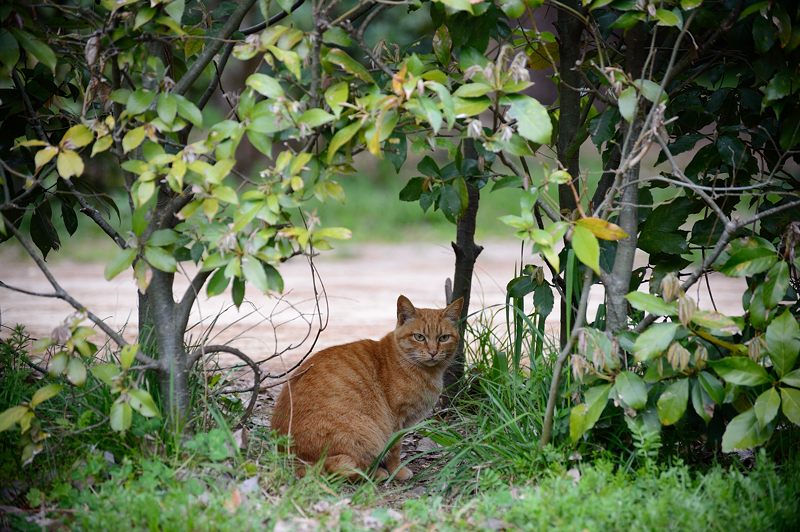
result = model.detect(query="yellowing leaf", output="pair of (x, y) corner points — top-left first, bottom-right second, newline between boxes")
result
(91, 135), (114, 157)
(56, 149), (84, 178)
(60, 124), (94, 149)
(576, 217), (629, 241)
(123, 126), (146, 153)
(31, 384), (62, 408)
(35, 146), (58, 171)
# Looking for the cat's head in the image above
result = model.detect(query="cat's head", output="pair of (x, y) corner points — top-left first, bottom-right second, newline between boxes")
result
(394, 295), (464, 368)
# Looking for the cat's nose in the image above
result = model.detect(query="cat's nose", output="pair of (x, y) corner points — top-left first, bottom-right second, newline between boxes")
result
(427, 349), (438, 357)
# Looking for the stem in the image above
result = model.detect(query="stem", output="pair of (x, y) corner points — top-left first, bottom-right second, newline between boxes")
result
(540, 267), (594, 447)
(173, 0), (259, 96)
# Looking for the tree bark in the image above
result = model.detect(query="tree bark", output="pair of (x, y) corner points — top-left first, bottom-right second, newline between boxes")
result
(443, 141), (483, 394)
(556, 0), (584, 347)
(146, 270), (190, 432)
(605, 25), (648, 333)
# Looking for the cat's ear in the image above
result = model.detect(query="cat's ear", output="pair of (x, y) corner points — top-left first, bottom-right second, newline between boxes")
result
(443, 297), (464, 324)
(397, 295), (417, 325)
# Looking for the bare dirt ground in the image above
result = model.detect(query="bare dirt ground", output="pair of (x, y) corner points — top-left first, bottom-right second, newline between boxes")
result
(1, 240), (746, 376)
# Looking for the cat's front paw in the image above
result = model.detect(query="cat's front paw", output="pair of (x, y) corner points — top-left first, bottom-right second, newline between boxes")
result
(393, 466), (413, 481)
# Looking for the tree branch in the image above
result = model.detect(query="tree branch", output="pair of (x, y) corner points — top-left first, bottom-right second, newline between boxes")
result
(176, 269), (212, 334)
(61, 179), (128, 248)
(241, 0), (307, 35)
(1, 214), (158, 367)
(634, 197), (800, 333)
(173, 0), (259, 96)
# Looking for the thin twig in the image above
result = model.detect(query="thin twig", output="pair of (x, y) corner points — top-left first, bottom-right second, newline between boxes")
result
(1, 214), (158, 367)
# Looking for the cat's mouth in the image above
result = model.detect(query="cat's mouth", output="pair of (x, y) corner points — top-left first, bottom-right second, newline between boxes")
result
(417, 355), (444, 367)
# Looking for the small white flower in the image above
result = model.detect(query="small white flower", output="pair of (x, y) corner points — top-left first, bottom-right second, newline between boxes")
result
(467, 118), (483, 139)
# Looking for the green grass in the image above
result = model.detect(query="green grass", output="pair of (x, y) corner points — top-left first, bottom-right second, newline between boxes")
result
(2, 322), (800, 530)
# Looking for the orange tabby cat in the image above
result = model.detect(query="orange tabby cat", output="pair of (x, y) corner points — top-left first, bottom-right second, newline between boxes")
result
(271, 295), (463, 481)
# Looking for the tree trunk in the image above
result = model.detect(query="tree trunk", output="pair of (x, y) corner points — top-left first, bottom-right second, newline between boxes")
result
(146, 270), (190, 431)
(443, 141), (483, 394)
(605, 25), (647, 333)
(556, 0), (584, 347)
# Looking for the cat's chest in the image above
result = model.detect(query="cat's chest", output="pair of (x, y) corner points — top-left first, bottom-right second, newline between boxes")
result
(393, 378), (442, 428)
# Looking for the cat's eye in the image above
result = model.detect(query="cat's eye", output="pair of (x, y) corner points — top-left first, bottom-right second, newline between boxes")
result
(439, 334), (451, 342)
(413, 333), (426, 342)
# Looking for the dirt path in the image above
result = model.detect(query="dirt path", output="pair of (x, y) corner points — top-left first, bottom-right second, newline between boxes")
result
(0, 240), (745, 376)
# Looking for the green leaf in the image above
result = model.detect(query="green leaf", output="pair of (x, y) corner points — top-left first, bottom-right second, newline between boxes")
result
(104, 248), (137, 280)
(569, 384), (611, 443)
(633, 322), (680, 362)
(781, 369), (800, 388)
(325, 48), (374, 84)
(618, 86), (637, 122)
(572, 225), (600, 275)
(212, 185), (239, 205)
(157, 93), (178, 124)
(110, 401), (132, 432)
(0, 405), (28, 432)
(690, 310), (741, 335)
(48, 352), (68, 376)
(432, 25), (452, 65)
(66, 357), (86, 386)
(654, 8), (681, 28)
(500, 0), (525, 18)
(698, 370), (725, 404)
(766, 310), (800, 377)
(242, 256), (269, 292)
(680, 0), (703, 9)
(321, 26), (352, 47)
(134, 6), (157, 29)
(721, 408), (773, 452)
(206, 269), (230, 297)
(120, 344), (138, 370)
(126, 89), (155, 115)
(56, 150), (84, 178)
(691, 380), (714, 424)
(503, 94), (552, 144)
(129, 388), (160, 418)
(454, 83), (493, 98)
(174, 94), (203, 127)
(326, 121), (361, 163)
(399, 177), (424, 202)
(144, 246), (177, 273)
(298, 109), (335, 128)
(763, 261), (789, 308)
(10, 29), (56, 72)
(709, 357), (770, 386)
(232, 276), (245, 308)
(91, 363), (120, 387)
(657, 379), (688, 426)
(614, 371), (648, 410)
(246, 73), (284, 99)
(123, 127), (146, 153)
(754, 387), (780, 427)
(324, 81), (349, 117)
(0, 29), (20, 73)
(31, 384), (62, 408)
(625, 292), (677, 316)
(718, 247), (777, 277)
(780, 387), (800, 425)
